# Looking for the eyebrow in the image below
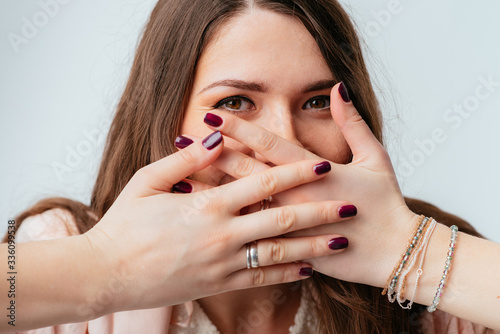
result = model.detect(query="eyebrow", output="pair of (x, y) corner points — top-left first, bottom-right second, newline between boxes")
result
(196, 78), (337, 96)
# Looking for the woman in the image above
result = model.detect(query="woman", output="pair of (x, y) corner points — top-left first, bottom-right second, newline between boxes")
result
(4, 0), (500, 333)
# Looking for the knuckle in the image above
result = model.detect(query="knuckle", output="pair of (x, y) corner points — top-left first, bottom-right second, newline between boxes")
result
(281, 268), (294, 283)
(294, 165), (308, 183)
(133, 165), (150, 179)
(276, 207), (296, 233)
(377, 149), (391, 162)
(344, 114), (365, 130)
(270, 240), (287, 263)
(227, 116), (240, 133)
(177, 148), (198, 166)
(255, 130), (278, 152)
(259, 172), (278, 195)
(318, 203), (334, 224)
(206, 230), (232, 250)
(310, 238), (323, 257)
(201, 198), (226, 215)
(252, 268), (266, 286)
(234, 157), (255, 178)
(131, 166), (154, 186)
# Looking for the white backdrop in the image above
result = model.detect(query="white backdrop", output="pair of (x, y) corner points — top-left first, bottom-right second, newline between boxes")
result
(1, 0), (499, 242)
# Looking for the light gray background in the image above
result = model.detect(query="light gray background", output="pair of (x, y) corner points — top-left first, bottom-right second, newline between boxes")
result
(1, 0), (499, 242)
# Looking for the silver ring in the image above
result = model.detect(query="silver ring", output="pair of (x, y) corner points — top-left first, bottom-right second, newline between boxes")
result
(260, 196), (272, 211)
(246, 243), (252, 269)
(250, 241), (259, 268)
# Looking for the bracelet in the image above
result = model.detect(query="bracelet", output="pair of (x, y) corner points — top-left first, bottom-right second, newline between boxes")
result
(382, 215), (423, 296)
(383, 215), (426, 298)
(382, 215), (429, 301)
(398, 218), (437, 309)
(427, 225), (458, 313)
(396, 218), (433, 302)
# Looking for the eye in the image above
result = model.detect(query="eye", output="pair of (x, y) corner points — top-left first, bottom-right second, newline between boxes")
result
(213, 96), (256, 113)
(303, 96), (330, 111)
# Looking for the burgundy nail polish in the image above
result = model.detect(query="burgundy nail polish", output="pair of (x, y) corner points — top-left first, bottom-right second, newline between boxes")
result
(339, 81), (351, 103)
(313, 161), (331, 175)
(339, 205), (357, 218)
(172, 181), (192, 193)
(174, 135), (194, 149)
(299, 267), (313, 277)
(204, 113), (223, 127)
(202, 131), (222, 150)
(328, 237), (349, 250)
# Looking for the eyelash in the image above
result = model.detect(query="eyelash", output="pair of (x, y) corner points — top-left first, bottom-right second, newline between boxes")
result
(212, 95), (331, 114)
(212, 95), (254, 114)
(303, 96), (331, 111)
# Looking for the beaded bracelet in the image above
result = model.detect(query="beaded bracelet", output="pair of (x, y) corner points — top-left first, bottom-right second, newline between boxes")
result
(427, 225), (458, 313)
(382, 215), (429, 301)
(382, 215), (425, 297)
(398, 218), (437, 309)
(389, 217), (429, 302)
(396, 218), (433, 302)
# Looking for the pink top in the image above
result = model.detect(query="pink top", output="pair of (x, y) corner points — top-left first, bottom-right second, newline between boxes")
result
(13, 209), (497, 334)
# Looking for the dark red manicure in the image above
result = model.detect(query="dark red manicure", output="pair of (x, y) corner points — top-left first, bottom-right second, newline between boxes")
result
(328, 237), (349, 250)
(313, 161), (331, 175)
(339, 81), (351, 103)
(204, 113), (223, 127)
(339, 205), (357, 218)
(172, 181), (192, 193)
(202, 131), (222, 150)
(299, 267), (313, 277)
(175, 135), (194, 149)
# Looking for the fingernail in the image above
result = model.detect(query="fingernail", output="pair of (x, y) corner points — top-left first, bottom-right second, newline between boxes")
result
(174, 135), (194, 149)
(299, 267), (313, 277)
(202, 131), (222, 150)
(339, 81), (350, 103)
(313, 161), (331, 175)
(328, 237), (349, 250)
(204, 113), (223, 127)
(172, 181), (192, 193)
(339, 205), (357, 218)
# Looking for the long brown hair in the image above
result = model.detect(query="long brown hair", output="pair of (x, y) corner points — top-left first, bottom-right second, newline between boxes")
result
(5, 0), (485, 332)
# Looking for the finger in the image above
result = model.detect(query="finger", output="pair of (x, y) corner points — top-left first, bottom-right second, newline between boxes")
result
(176, 133), (271, 179)
(171, 179), (214, 194)
(214, 146), (270, 179)
(230, 234), (347, 272)
(330, 82), (385, 161)
(203, 111), (319, 165)
(223, 263), (314, 291)
(221, 160), (332, 212)
(234, 201), (353, 243)
(133, 131), (223, 195)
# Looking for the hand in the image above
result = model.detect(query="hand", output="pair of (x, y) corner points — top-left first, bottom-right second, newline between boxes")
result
(82, 130), (356, 315)
(194, 82), (417, 288)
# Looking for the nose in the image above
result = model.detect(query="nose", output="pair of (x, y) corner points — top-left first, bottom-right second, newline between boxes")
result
(252, 106), (303, 163)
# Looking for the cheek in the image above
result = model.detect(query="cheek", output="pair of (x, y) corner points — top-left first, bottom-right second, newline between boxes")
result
(180, 108), (214, 138)
(296, 121), (351, 164)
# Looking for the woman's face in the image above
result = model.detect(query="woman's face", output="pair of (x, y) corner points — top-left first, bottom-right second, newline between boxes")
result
(181, 8), (350, 186)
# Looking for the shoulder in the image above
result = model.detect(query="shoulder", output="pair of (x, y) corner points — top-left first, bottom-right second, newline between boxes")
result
(15, 208), (81, 242)
(420, 309), (499, 334)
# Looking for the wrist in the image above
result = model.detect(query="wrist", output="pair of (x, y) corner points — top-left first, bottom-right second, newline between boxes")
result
(78, 227), (134, 318)
(407, 222), (455, 307)
(374, 206), (419, 289)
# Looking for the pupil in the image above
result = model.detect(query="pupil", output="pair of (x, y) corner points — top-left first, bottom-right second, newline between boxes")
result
(312, 98), (325, 108)
(228, 99), (241, 109)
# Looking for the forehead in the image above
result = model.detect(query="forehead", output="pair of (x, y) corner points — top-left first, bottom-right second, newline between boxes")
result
(193, 9), (333, 93)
